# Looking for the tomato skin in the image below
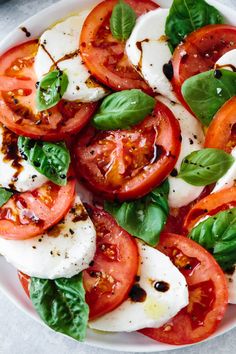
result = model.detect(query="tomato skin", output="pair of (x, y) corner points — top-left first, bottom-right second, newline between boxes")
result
(18, 271), (30, 298)
(205, 96), (236, 153)
(74, 100), (181, 201)
(80, 0), (158, 94)
(184, 187), (236, 233)
(0, 41), (98, 140)
(0, 177), (76, 240)
(83, 207), (139, 320)
(140, 233), (228, 345)
(172, 25), (236, 105)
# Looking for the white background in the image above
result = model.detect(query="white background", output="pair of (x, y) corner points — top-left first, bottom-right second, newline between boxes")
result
(1, 0), (236, 353)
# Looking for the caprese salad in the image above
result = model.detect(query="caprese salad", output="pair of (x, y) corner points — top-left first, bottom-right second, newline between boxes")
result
(1, 0), (236, 346)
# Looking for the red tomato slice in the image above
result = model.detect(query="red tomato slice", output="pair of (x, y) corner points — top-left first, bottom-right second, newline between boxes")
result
(172, 25), (236, 105)
(80, 0), (158, 94)
(0, 178), (76, 240)
(18, 271), (30, 297)
(74, 100), (181, 201)
(140, 233), (228, 345)
(205, 96), (236, 153)
(83, 207), (139, 320)
(184, 187), (236, 233)
(0, 41), (97, 140)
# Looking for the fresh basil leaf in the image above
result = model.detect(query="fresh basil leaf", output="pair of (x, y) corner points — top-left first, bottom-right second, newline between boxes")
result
(93, 89), (155, 130)
(189, 208), (236, 270)
(110, 0), (136, 41)
(36, 70), (69, 111)
(105, 180), (169, 246)
(18, 136), (70, 186)
(30, 273), (89, 341)
(182, 69), (236, 126)
(0, 188), (13, 207)
(165, 0), (223, 52)
(178, 148), (234, 186)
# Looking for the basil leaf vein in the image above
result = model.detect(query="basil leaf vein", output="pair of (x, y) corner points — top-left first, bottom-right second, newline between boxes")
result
(36, 70), (69, 111)
(189, 208), (236, 270)
(92, 89), (155, 130)
(182, 69), (236, 126)
(105, 180), (169, 246)
(110, 0), (136, 41)
(0, 188), (13, 207)
(18, 137), (70, 186)
(30, 273), (89, 341)
(178, 148), (234, 186)
(165, 0), (223, 52)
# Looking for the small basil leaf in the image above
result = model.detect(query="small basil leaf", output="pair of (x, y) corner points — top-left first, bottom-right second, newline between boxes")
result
(110, 0), (136, 41)
(18, 137), (70, 186)
(189, 208), (236, 270)
(36, 70), (69, 111)
(178, 148), (234, 186)
(30, 273), (89, 341)
(93, 89), (155, 130)
(182, 69), (236, 126)
(105, 180), (169, 246)
(165, 0), (223, 52)
(0, 188), (13, 207)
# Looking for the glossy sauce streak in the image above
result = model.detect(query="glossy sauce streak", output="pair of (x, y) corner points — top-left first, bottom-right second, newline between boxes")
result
(136, 39), (150, 71)
(215, 63), (236, 72)
(1, 126), (23, 189)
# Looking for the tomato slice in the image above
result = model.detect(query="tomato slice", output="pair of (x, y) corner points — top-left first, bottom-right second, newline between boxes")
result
(172, 25), (236, 105)
(184, 187), (236, 233)
(80, 0), (158, 94)
(0, 41), (98, 140)
(205, 96), (236, 153)
(74, 100), (181, 201)
(0, 177), (76, 240)
(18, 271), (30, 297)
(83, 207), (139, 320)
(140, 233), (228, 345)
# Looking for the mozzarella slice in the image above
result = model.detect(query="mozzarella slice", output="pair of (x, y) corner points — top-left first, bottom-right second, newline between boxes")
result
(215, 49), (236, 71)
(157, 97), (205, 208)
(212, 147), (236, 193)
(0, 196), (96, 279)
(89, 241), (188, 332)
(0, 124), (48, 192)
(34, 12), (107, 103)
(225, 269), (236, 304)
(126, 9), (177, 102)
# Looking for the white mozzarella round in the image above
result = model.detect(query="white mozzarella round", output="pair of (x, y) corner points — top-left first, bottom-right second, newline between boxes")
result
(0, 124), (48, 192)
(212, 147), (236, 193)
(225, 269), (236, 304)
(126, 9), (177, 102)
(215, 49), (236, 71)
(157, 97), (205, 208)
(34, 12), (107, 103)
(89, 241), (188, 332)
(0, 196), (96, 279)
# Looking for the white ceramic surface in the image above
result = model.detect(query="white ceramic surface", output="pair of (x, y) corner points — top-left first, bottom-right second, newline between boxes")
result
(1, 0), (236, 352)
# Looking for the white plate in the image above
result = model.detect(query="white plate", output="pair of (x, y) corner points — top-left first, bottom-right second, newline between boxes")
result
(1, 0), (236, 352)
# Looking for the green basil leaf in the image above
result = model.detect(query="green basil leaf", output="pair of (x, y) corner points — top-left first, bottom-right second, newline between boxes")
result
(110, 0), (136, 41)
(93, 89), (155, 130)
(182, 69), (236, 126)
(178, 148), (234, 186)
(0, 188), (13, 207)
(36, 70), (69, 111)
(18, 136), (70, 186)
(165, 0), (223, 52)
(30, 273), (89, 341)
(105, 180), (169, 246)
(189, 208), (236, 270)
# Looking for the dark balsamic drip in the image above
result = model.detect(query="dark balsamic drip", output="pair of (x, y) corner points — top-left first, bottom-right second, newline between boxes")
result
(163, 61), (173, 81)
(20, 27), (31, 37)
(150, 144), (164, 164)
(215, 63), (236, 72)
(129, 284), (147, 303)
(136, 39), (150, 71)
(154, 281), (170, 293)
(214, 69), (222, 79)
(1, 126), (23, 186)
(170, 168), (178, 177)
